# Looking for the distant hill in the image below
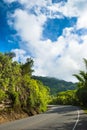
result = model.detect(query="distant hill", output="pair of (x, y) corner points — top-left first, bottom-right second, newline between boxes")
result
(32, 76), (77, 95)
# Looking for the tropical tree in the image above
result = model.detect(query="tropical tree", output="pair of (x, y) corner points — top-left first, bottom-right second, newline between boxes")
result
(73, 58), (87, 88)
(21, 58), (34, 76)
(73, 58), (87, 106)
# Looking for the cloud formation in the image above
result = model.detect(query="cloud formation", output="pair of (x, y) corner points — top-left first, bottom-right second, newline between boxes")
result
(4, 0), (87, 82)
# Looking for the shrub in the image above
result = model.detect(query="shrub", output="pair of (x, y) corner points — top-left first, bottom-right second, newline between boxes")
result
(0, 89), (7, 102)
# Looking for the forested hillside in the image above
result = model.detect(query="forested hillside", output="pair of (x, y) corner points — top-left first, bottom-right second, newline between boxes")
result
(33, 76), (77, 95)
(0, 52), (50, 116)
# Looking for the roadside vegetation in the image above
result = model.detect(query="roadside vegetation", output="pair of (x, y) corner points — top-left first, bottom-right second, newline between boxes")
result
(0, 52), (50, 116)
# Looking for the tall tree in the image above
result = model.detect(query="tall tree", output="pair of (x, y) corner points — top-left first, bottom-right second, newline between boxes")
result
(73, 58), (87, 88)
(21, 58), (34, 76)
(73, 58), (87, 106)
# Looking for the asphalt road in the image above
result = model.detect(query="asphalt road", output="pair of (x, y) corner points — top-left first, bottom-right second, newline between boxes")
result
(0, 105), (87, 130)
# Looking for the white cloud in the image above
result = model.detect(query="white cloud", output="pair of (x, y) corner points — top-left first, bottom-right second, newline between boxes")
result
(13, 9), (46, 43)
(77, 11), (87, 29)
(20, 0), (51, 8)
(5, 0), (87, 82)
(58, 0), (87, 17)
(33, 34), (87, 82)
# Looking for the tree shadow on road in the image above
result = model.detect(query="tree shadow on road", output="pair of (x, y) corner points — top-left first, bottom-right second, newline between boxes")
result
(45, 105), (78, 115)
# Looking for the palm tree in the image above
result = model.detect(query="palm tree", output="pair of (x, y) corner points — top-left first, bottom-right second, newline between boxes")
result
(73, 58), (87, 106)
(73, 58), (87, 88)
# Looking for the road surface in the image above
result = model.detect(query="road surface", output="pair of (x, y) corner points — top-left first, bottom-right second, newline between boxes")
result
(0, 105), (87, 130)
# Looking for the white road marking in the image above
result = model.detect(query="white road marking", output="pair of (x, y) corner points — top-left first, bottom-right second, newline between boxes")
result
(72, 110), (80, 130)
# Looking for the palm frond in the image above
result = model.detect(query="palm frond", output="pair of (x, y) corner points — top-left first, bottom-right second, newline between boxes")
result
(79, 70), (87, 79)
(73, 74), (84, 82)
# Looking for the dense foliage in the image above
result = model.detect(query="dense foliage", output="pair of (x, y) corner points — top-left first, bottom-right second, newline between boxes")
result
(73, 58), (87, 106)
(33, 76), (77, 95)
(0, 52), (50, 113)
(50, 90), (79, 105)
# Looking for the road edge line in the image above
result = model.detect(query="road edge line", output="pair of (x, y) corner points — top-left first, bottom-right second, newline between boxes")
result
(72, 109), (80, 130)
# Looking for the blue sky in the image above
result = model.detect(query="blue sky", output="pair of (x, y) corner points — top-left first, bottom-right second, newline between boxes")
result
(0, 0), (21, 52)
(43, 17), (77, 41)
(0, 0), (87, 82)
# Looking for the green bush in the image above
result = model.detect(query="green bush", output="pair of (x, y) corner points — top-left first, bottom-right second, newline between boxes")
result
(8, 91), (21, 109)
(0, 89), (7, 102)
(76, 88), (87, 106)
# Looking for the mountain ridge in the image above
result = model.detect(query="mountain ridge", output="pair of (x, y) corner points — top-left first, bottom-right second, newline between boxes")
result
(32, 76), (77, 95)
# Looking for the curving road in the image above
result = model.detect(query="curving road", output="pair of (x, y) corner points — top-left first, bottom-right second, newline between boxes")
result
(0, 105), (87, 130)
